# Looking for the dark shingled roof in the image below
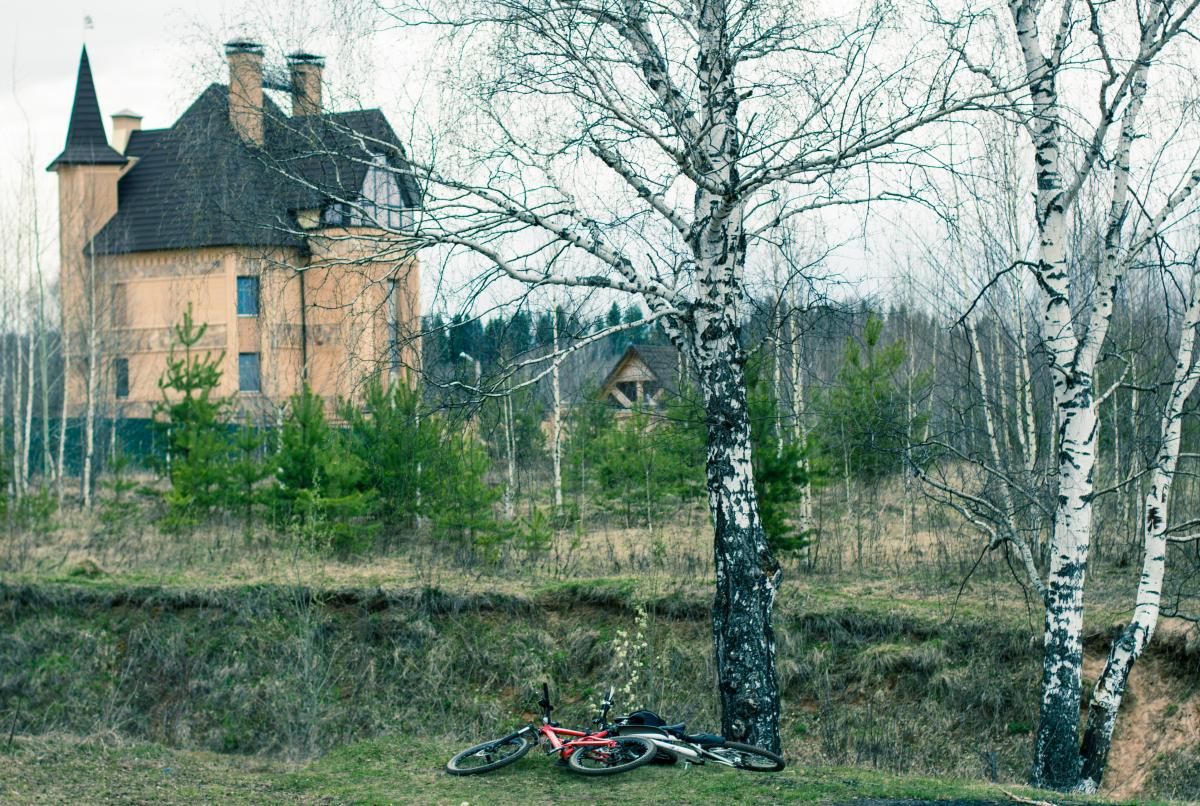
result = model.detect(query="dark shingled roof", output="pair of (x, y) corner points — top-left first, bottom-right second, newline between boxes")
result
(601, 344), (683, 398)
(48, 47), (127, 169)
(87, 83), (422, 256)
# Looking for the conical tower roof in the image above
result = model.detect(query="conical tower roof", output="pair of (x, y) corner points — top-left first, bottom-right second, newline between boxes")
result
(47, 46), (126, 170)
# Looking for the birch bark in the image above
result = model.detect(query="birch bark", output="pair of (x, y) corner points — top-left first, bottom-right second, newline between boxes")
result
(56, 323), (69, 505)
(1007, 0), (1193, 787)
(12, 321), (26, 497)
(1076, 272), (1200, 792)
(22, 324), (35, 487)
(551, 309), (562, 514)
(691, 0), (780, 751)
(81, 248), (99, 509)
(1011, 0), (1103, 785)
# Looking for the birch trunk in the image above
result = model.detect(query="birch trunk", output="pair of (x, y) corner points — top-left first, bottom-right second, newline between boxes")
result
(1, 322), (10, 500)
(992, 324), (1013, 459)
(790, 299), (812, 540)
(23, 327), (35, 486)
(29, 165), (51, 484)
(1014, 0), (1094, 783)
(502, 393), (515, 519)
(1021, 0), (1162, 783)
(689, 0), (780, 751)
(56, 324), (69, 505)
(551, 312), (562, 513)
(694, 336), (781, 752)
(773, 313), (784, 458)
(38, 271), (51, 483)
(12, 327), (25, 498)
(81, 249), (99, 509)
(1016, 282), (1038, 476)
(1075, 274), (1200, 792)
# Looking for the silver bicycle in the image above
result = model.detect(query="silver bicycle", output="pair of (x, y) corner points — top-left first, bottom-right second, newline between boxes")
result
(610, 710), (785, 772)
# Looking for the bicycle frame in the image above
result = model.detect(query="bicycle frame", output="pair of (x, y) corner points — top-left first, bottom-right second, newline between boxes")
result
(537, 724), (621, 761)
(623, 733), (733, 764)
(612, 725), (750, 767)
(492, 684), (625, 762)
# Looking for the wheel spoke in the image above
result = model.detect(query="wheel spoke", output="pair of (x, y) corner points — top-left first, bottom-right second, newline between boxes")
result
(447, 735), (532, 774)
(567, 736), (655, 775)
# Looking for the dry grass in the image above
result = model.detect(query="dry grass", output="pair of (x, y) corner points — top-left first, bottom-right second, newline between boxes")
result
(1, 473), (1006, 589)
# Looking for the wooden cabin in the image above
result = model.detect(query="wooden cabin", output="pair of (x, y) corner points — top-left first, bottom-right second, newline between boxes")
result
(598, 344), (683, 412)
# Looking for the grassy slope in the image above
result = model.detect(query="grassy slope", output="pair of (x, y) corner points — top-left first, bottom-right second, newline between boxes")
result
(3, 734), (1141, 806)
(5, 573), (1196, 800)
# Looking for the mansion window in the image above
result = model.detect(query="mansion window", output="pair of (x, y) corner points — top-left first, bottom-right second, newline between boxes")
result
(239, 352), (261, 393)
(237, 276), (260, 316)
(114, 358), (129, 399)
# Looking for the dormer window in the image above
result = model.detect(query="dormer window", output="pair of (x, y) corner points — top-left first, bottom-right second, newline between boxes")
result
(321, 201), (351, 226)
(320, 155), (412, 230)
(359, 154), (409, 230)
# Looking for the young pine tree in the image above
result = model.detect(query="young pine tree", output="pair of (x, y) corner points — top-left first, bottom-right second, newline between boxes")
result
(817, 314), (928, 484)
(273, 385), (373, 554)
(343, 380), (501, 547)
(154, 305), (233, 530)
(746, 358), (821, 554)
(230, 423), (272, 531)
(342, 381), (441, 528)
(97, 450), (140, 539)
(593, 402), (705, 529)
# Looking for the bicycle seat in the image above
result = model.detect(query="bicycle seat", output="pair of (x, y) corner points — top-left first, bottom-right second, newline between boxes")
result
(684, 733), (725, 747)
(662, 723), (686, 733)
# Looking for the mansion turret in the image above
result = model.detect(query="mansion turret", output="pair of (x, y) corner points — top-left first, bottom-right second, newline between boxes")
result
(49, 43), (421, 418)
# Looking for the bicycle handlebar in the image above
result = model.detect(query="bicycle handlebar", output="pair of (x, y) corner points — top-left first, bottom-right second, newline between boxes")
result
(592, 685), (616, 727)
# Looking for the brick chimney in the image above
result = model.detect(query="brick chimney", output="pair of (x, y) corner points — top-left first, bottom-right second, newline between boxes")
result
(287, 52), (324, 117)
(110, 109), (141, 154)
(225, 40), (264, 145)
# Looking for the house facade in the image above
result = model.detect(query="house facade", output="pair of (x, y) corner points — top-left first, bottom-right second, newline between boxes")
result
(50, 42), (421, 419)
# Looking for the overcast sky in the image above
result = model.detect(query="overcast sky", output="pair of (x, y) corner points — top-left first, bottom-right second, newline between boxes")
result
(5, 2), (225, 178)
(1, 0), (893, 315)
(0, 0), (455, 295)
(0, 0), (434, 198)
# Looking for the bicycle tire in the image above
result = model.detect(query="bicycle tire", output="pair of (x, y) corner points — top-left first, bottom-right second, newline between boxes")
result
(445, 733), (534, 775)
(566, 736), (656, 775)
(711, 741), (785, 772)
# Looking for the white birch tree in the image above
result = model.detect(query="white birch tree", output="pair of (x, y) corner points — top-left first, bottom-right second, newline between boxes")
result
(935, 0), (1200, 789)
(1076, 256), (1200, 791)
(350, 0), (1002, 750)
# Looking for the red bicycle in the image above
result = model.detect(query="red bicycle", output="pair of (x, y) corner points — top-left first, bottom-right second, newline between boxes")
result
(445, 684), (656, 776)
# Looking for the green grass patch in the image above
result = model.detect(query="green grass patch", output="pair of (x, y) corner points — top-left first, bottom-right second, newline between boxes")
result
(2, 734), (1142, 805)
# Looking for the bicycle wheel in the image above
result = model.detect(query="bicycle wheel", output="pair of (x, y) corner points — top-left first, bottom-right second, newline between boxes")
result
(709, 741), (785, 772)
(567, 736), (656, 776)
(445, 733), (534, 775)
